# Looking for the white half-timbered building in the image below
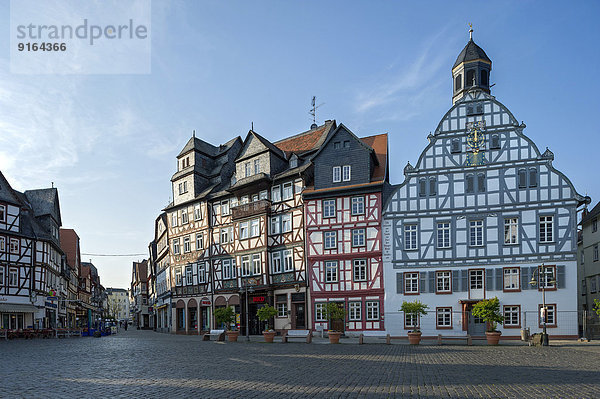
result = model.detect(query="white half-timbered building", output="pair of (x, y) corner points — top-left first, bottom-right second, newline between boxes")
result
(383, 33), (590, 339)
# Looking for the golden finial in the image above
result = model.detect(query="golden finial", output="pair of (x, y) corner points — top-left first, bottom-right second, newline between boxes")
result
(469, 23), (473, 40)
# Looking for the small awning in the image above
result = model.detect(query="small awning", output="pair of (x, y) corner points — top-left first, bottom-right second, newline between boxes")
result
(0, 304), (38, 313)
(155, 304), (168, 310)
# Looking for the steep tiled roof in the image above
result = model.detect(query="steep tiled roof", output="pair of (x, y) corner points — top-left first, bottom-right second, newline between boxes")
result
(361, 133), (388, 182)
(0, 170), (24, 206)
(24, 188), (62, 225)
(274, 121), (335, 156)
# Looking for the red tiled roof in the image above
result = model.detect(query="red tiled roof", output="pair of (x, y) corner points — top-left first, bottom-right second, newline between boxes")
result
(361, 133), (388, 182)
(274, 122), (333, 156)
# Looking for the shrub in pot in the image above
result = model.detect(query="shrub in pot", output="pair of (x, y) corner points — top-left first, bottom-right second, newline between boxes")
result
(324, 302), (346, 344)
(471, 297), (504, 345)
(257, 305), (278, 343)
(214, 306), (238, 342)
(400, 300), (429, 345)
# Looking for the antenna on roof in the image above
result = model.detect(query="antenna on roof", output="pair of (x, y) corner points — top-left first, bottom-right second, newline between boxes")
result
(193, 130), (196, 138)
(251, 122), (254, 131)
(51, 182), (54, 188)
(469, 23), (473, 40)
(309, 96), (324, 129)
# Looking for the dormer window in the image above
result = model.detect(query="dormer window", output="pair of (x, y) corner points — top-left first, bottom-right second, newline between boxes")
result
(343, 141), (350, 148)
(290, 157), (298, 168)
(334, 142), (341, 150)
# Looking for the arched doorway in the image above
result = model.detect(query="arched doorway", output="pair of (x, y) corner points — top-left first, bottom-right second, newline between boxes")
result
(187, 298), (198, 334)
(175, 300), (185, 333)
(214, 296), (227, 329)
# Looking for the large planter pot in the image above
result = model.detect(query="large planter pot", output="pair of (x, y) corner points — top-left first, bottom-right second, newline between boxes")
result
(407, 331), (422, 345)
(485, 331), (501, 345)
(226, 331), (239, 342)
(263, 331), (276, 343)
(328, 331), (342, 344)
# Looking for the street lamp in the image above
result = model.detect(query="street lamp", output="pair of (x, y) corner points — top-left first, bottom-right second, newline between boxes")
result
(239, 282), (254, 342)
(529, 264), (556, 346)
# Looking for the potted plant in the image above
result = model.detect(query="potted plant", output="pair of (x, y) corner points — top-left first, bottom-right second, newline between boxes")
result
(400, 300), (429, 345)
(257, 305), (278, 343)
(471, 297), (504, 345)
(324, 302), (346, 344)
(214, 306), (238, 342)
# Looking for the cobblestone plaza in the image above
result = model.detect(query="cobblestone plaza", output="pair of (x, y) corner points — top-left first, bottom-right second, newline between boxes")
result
(1, 330), (599, 398)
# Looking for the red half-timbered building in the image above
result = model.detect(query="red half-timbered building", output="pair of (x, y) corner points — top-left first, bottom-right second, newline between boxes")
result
(304, 125), (389, 334)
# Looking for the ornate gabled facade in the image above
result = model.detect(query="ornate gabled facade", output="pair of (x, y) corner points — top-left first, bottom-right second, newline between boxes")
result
(150, 212), (171, 333)
(383, 34), (590, 339)
(304, 124), (389, 334)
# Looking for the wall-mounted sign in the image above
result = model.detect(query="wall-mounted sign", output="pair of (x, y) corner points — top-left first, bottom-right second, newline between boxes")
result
(45, 301), (58, 309)
(201, 300), (211, 306)
(252, 296), (266, 303)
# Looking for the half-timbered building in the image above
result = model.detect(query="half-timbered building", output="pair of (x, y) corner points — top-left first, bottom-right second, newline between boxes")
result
(304, 125), (389, 334)
(382, 32), (590, 339)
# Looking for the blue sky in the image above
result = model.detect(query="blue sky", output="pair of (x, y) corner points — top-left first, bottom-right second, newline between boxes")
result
(0, 0), (598, 289)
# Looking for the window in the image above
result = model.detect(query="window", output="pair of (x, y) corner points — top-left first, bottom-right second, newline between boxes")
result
(343, 141), (350, 148)
(477, 173), (485, 192)
(171, 213), (178, 227)
(239, 222), (249, 240)
(197, 263), (206, 283)
(529, 168), (537, 188)
(271, 252), (282, 274)
(404, 225), (417, 250)
(9, 238), (19, 254)
(594, 244), (599, 262)
(0, 266), (3, 286)
(451, 138), (461, 153)
(324, 231), (336, 249)
(325, 261), (338, 283)
(437, 222), (451, 248)
(221, 200), (230, 216)
(437, 307), (452, 328)
(175, 268), (182, 285)
(455, 74), (462, 91)
(503, 268), (520, 291)
(9, 268), (17, 286)
(466, 69), (475, 86)
(349, 302), (361, 321)
(271, 185), (281, 202)
(539, 304), (556, 327)
(429, 177), (437, 196)
(252, 254), (261, 275)
(504, 218), (518, 245)
(222, 259), (234, 280)
(366, 301), (379, 320)
(245, 162), (251, 177)
(282, 182), (293, 200)
(241, 255), (251, 276)
(315, 303), (326, 321)
(181, 210), (189, 224)
(194, 205), (202, 220)
(466, 174), (474, 193)
(469, 220), (483, 246)
(0, 237), (4, 252)
(593, 217), (598, 233)
(518, 169), (527, 189)
(320, 199), (338, 220)
(405, 312), (419, 329)
(590, 277), (597, 293)
(353, 259), (367, 282)
(352, 229), (366, 247)
(351, 197), (364, 215)
(490, 134), (500, 149)
(539, 216), (554, 243)
(342, 165), (351, 182)
(419, 179), (427, 197)
(332, 166), (341, 183)
(183, 236), (191, 253)
(469, 269), (484, 291)
(186, 266), (193, 285)
(270, 216), (280, 235)
(241, 195), (249, 205)
(538, 265), (556, 289)
(404, 272), (419, 294)
(436, 271), (451, 293)
(281, 214), (292, 233)
(277, 302), (288, 317)
(503, 306), (520, 327)
(333, 142), (341, 150)
(254, 159), (260, 175)
(173, 239), (180, 255)
(283, 250), (293, 272)
(220, 228), (229, 244)
(250, 219), (260, 237)
(289, 157), (298, 168)
(0, 205), (5, 222)
(195, 233), (203, 250)
(259, 190), (268, 200)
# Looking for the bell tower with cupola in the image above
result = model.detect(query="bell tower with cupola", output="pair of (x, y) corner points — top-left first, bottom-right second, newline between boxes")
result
(452, 26), (492, 104)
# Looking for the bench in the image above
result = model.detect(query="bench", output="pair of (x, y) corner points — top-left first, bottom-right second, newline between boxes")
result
(359, 331), (391, 345)
(437, 334), (472, 346)
(282, 330), (312, 343)
(202, 329), (225, 341)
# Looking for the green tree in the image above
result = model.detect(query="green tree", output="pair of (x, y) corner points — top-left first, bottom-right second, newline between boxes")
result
(214, 306), (235, 330)
(400, 300), (429, 332)
(471, 297), (504, 332)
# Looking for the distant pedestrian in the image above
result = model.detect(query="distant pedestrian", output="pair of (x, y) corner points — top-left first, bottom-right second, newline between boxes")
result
(124, 322), (128, 331)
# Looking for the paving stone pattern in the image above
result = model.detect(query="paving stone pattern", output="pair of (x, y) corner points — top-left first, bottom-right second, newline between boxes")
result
(1, 330), (599, 398)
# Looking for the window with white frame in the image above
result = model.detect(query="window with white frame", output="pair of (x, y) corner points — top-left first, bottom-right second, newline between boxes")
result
(352, 229), (365, 247)
(469, 220), (483, 246)
(197, 263), (206, 283)
(342, 165), (351, 181)
(539, 304), (556, 326)
(504, 218), (518, 244)
(593, 217), (598, 233)
(173, 238), (180, 255)
(195, 233), (204, 250)
(366, 301), (379, 320)
(353, 259), (367, 282)
(239, 221), (249, 239)
(222, 259), (234, 280)
(594, 244), (599, 262)
(405, 312), (419, 329)
(271, 185), (281, 202)
(436, 307), (452, 328)
(252, 254), (261, 275)
(186, 266), (193, 285)
(282, 182), (293, 200)
(241, 255), (251, 276)
(270, 216), (280, 235)
(315, 303), (326, 321)
(277, 301), (288, 317)
(283, 250), (293, 272)
(259, 190), (268, 200)
(325, 261), (338, 282)
(175, 268), (182, 285)
(271, 252), (282, 274)
(181, 210), (189, 224)
(539, 216), (554, 243)
(250, 219), (260, 237)
(436, 271), (451, 293)
(0, 266), (4, 286)
(183, 236), (191, 253)
(324, 231), (336, 249)
(405, 272), (419, 294)
(220, 228), (229, 244)
(254, 159), (260, 175)
(503, 306), (520, 327)
(241, 195), (249, 205)
(351, 196), (365, 215)
(349, 302), (361, 321)
(8, 268), (17, 286)
(221, 200), (230, 216)
(171, 213), (178, 227)
(539, 265), (556, 289)
(503, 268), (520, 290)
(245, 162), (251, 178)
(281, 214), (292, 233)
(0, 237), (4, 252)
(323, 199), (336, 218)
(194, 205), (202, 220)
(437, 222), (450, 248)
(404, 224), (417, 250)
(332, 166), (341, 183)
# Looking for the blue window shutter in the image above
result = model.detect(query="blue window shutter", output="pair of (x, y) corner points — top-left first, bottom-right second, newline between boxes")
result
(486, 269), (494, 291)
(521, 267), (530, 290)
(396, 273), (403, 294)
(419, 273), (426, 293)
(495, 268), (503, 291)
(428, 271), (435, 293)
(557, 265), (565, 288)
(461, 270), (468, 292)
(452, 270), (459, 292)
